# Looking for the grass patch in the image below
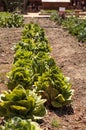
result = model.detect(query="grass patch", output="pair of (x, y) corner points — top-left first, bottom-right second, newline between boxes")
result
(51, 118), (61, 129)
(40, 10), (57, 15)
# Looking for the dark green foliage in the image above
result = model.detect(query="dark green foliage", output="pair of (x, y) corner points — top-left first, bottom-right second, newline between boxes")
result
(77, 28), (86, 42)
(62, 16), (78, 29)
(3, 0), (23, 12)
(62, 17), (86, 43)
(50, 12), (86, 43)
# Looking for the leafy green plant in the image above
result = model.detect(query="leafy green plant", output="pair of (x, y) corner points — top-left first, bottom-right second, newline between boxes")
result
(31, 52), (55, 75)
(0, 85), (46, 119)
(0, 117), (42, 130)
(35, 67), (74, 108)
(22, 23), (50, 46)
(51, 118), (61, 129)
(62, 16), (78, 29)
(13, 49), (33, 63)
(51, 13), (86, 43)
(61, 17), (86, 43)
(50, 12), (62, 24)
(7, 51), (55, 90)
(13, 23), (51, 54)
(14, 40), (50, 54)
(9, 13), (24, 27)
(68, 19), (86, 36)
(0, 12), (24, 27)
(7, 66), (33, 90)
(77, 27), (86, 42)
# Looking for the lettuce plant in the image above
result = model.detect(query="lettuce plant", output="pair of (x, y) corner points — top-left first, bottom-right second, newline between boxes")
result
(14, 40), (50, 54)
(13, 50), (33, 63)
(7, 51), (55, 90)
(0, 85), (46, 119)
(35, 67), (74, 108)
(22, 23), (45, 42)
(21, 23), (51, 53)
(0, 117), (42, 130)
(7, 67), (33, 90)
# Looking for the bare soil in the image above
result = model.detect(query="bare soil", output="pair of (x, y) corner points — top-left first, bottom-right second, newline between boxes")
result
(0, 17), (86, 130)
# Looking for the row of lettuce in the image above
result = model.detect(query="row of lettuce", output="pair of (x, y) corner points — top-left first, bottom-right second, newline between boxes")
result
(51, 12), (86, 43)
(0, 23), (73, 129)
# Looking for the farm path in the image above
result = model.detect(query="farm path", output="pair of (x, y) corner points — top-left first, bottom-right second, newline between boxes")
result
(0, 17), (86, 130)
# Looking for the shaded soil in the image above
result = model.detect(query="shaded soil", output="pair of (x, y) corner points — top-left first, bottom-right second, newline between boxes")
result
(0, 18), (86, 130)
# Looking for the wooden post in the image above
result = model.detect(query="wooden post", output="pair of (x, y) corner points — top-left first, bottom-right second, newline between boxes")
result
(59, 7), (66, 19)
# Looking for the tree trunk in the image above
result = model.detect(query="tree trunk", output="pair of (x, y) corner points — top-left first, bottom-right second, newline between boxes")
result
(23, 0), (29, 14)
(3, 0), (8, 11)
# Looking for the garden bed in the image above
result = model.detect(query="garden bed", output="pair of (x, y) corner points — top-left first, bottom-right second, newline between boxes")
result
(0, 17), (86, 130)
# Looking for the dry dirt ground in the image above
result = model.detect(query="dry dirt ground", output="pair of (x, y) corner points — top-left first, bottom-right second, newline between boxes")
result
(0, 17), (86, 130)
